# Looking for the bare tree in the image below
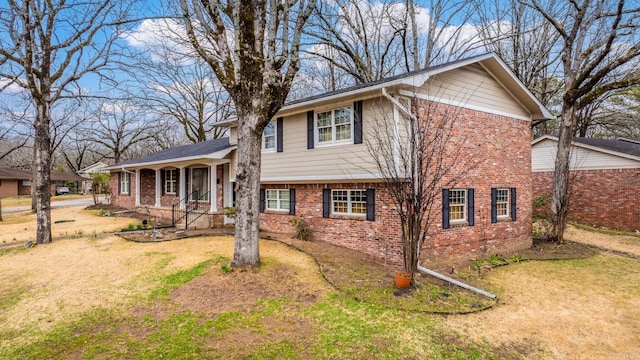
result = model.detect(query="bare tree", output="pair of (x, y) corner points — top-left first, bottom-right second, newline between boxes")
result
(178, 0), (317, 268)
(123, 30), (234, 142)
(88, 101), (158, 164)
(526, 0), (640, 242)
(0, 0), (133, 244)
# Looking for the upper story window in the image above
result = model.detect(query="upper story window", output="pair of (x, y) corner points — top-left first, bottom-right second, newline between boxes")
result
(317, 106), (352, 145)
(164, 169), (177, 194)
(120, 172), (130, 194)
(262, 121), (276, 151)
(496, 188), (510, 218)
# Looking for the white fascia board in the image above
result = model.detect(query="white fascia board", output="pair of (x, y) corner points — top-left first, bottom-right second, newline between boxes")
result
(258, 173), (408, 183)
(106, 147), (236, 170)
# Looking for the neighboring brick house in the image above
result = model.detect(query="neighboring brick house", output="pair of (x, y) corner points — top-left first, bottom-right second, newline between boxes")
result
(107, 53), (552, 266)
(0, 166), (82, 197)
(532, 135), (640, 232)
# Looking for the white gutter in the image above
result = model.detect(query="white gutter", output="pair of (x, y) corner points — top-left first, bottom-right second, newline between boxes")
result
(417, 264), (497, 300)
(120, 167), (135, 174)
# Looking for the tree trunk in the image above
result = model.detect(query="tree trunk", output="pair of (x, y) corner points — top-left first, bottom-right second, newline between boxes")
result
(549, 104), (574, 243)
(34, 102), (53, 244)
(232, 112), (263, 269)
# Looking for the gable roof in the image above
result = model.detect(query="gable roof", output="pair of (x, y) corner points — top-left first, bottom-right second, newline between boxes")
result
(105, 137), (234, 170)
(214, 52), (553, 128)
(532, 135), (640, 162)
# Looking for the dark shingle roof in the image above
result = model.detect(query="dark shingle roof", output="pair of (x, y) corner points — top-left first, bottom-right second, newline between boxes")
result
(0, 167), (82, 181)
(113, 137), (232, 168)
(573, 137), (640, 158)
(0, 167), (32, 179)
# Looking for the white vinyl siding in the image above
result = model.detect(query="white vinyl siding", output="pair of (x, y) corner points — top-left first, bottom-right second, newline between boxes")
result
(420, 64), (530, 119)
(532, 138), (640, 172)
(260, 99), (391, 180)
(266, 189), (289, 211)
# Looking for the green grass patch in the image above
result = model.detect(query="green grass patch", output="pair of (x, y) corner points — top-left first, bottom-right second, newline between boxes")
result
(148, 259), (215, 300)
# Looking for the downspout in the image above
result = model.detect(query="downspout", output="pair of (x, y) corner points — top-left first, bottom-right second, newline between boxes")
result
(382, 88), (497, 301)
(417, 264), (497, 300)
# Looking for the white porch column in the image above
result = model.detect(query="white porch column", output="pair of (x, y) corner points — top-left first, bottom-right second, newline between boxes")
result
(223, 164), (231, 207)
(179, 167), (186, 209)
(155, 169), (161, 207)
(135, 169), (141, 206)
(210, 164), (217, 212)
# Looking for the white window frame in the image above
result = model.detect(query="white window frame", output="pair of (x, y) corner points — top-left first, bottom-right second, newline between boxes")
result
(496, 188), (510, 219)
(164, 169), (177, 194)
(448, 189), (467, 224)
(262, 120), (276, 152)
(265, 189), (290, 211)
(331, 189), (367, 216)
(120, 172), (130, 194)
(316, 106), (353, 146)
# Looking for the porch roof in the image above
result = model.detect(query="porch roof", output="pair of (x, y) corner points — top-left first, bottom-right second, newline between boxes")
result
(104, 138), (235, 170)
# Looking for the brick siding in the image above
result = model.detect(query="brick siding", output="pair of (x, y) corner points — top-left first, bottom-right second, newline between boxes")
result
(533, 169), (640, 232)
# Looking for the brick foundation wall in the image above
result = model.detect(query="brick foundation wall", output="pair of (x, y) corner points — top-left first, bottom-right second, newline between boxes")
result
(533, 169), (640, 232)
(259, 182), (404, 268)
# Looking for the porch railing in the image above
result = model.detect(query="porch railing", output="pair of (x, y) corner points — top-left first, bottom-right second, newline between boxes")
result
(171, 190), (210, 229)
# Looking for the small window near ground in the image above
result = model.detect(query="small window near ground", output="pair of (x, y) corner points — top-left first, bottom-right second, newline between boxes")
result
(266, 189), (290, 211)
(332, 189), (366, 216)
(449, 189), (467, 223)
(496, 188), (510, 218)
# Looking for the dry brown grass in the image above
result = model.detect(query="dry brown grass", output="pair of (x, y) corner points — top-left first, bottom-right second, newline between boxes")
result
(0, 234), (326, 350)
(444, 253), (640, 359)
(0, 206), (137, 243)
(565, 224), (640, 257)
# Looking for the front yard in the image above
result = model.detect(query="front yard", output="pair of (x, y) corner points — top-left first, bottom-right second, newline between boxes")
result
(1, 208), (639, 359)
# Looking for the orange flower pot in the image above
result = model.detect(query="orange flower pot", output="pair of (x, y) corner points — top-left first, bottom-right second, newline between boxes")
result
(394, 271), (412, 288)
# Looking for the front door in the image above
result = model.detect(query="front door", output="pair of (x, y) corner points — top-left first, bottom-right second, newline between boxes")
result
(189, 167), (209, 201)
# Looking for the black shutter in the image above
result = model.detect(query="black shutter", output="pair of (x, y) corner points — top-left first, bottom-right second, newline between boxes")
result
(276, 117), (283, 153)
(118, 172), (121, 195)
(510, 187), (517, 221)
(442, 189), (450, 229)
(289, 188), (296, 215)
(160, 170), (165, 195)
(366, 188), (375, 221)
(491, 188), (498, 223)
(307, 111), (314, 149)
(174, 169), (179, 197)
(322, 188), (331, 218)
(354, 100), (363, 144)
(467, 188), (474, 226)
(259, 188), (265, 213)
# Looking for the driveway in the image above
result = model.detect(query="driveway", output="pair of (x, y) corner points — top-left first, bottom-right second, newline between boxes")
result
(2, 196), (96, 214)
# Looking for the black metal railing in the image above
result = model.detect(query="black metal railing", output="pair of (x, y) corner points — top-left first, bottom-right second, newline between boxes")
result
(171, 190), (210, 229)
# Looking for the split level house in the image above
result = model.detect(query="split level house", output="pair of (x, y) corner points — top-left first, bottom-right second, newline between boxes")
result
(532, 135), (640, 232)
(106, 53), (552, 267)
